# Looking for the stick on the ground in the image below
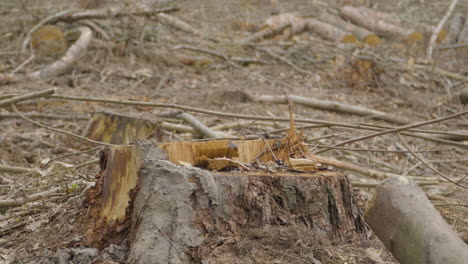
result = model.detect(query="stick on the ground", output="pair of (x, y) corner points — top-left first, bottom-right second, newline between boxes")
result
(11, 104), (117, 146)
(255, 94), (409, 124)
(0, 164), (38, 175)
(307, 154), (407, 180)
(43, 94), (468, 150)
(0, 88), (56, 108)
(0, 187), (63, 208)
(0, 176), (14, 184)
(397, 133), (467, 189)
(426, 0), (460, 60)
(316, 109), (468, 154)
(180, 113), (221, 138)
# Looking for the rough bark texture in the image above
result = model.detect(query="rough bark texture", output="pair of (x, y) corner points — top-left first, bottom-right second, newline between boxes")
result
(365, 176), (468, 264)
(127, 142), (370, 264)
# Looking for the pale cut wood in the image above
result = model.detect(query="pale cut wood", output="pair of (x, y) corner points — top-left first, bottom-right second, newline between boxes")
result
(159, 138), (277, 165)
(100, 145), (142, 222)
(306, 17), (357, 43)
(319, 13), (381, 45)
(340, 6), (414, 39)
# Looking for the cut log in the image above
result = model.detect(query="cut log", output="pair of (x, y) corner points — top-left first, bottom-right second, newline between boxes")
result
(305, 17), (358, 43)
(84, 139), (386, 263)
(318, 13), (381, 46)
(365, 176), (468, 264)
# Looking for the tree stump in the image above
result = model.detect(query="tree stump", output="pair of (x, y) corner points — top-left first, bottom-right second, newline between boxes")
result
(86, 140), (374, 263)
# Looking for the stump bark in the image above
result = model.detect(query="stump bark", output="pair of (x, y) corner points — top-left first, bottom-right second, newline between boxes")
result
(87, 140), (373, 263)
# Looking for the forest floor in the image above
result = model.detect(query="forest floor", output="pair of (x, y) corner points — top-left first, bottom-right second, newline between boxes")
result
(0, 0), (467, 263)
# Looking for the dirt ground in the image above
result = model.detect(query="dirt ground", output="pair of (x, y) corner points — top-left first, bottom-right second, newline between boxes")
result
(0, 0), (467, 263)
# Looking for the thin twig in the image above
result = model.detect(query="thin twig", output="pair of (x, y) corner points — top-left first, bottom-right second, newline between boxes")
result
(172, 44), (240, 68)
(351, 180), (439, 188)
(255, 94), (409, 124)
(256, 47), (314, 76)
(0, 187), (63, 208)
(0, 88), (55, 108)
(426, 0), (460, 60)
(44, 93), (468, 149)
(0, 112), (88, 120)
(252, 241), (308, 264)
(396, 133), (467, 189)
(11, 104), (117, 146)
(316, 109), (468, 154)
(0, 164), (39, 175)
(316, 145), (453, 153)
(45, 147), (101, 166)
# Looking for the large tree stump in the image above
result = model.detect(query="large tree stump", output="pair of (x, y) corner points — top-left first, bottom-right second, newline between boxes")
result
(87, 140), (373, 263)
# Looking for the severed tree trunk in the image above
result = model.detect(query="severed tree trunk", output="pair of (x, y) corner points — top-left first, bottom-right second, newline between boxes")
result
(86, 139), (372, 263)
(365, 176), (468, 264)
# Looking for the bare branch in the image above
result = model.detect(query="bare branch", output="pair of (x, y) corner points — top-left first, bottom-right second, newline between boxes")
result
(0, 88), (56, 108)
(426, 0), (460, 60)
(0, 187), (63, 208)
(180, 113), (221, 138)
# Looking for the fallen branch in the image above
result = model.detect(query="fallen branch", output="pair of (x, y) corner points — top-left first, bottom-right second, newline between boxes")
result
(254, 94), (409, 124)
(0, 88), (56, 108)
(397, 133), (467, 189)
(351, 180), (439, 187)
(426, 0), (460, 60)
(0, 187), (63, 208)
(0, 112), (88, 120)
(305, 17), (357, 43)
(160, 121), (195, 133)
(1, 27), (93, 85)
(0, 176), (14, 184)
(340, 6), (413, 39)
(12, 105), (116, 146)
(44, 94), (468, 150)
(179, 113), (221, 138)
(239, 13), (297, 44)
(318, 12), (381, 45)
(241, 13), (356, 44)
(0, 164), (39, 175)
(317, 108), (468, 154)
(256, 48), (314, 75)
(308, 154), (402, 180)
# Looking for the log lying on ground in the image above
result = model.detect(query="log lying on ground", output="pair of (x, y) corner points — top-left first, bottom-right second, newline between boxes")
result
(318, 13), (381, 45)
(305, 17), (358, 43)
(340, 6), (447, 44)
(365, 176), (468, 264)
(241, 13), (357, 44)
(87, 140), (373, 263)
